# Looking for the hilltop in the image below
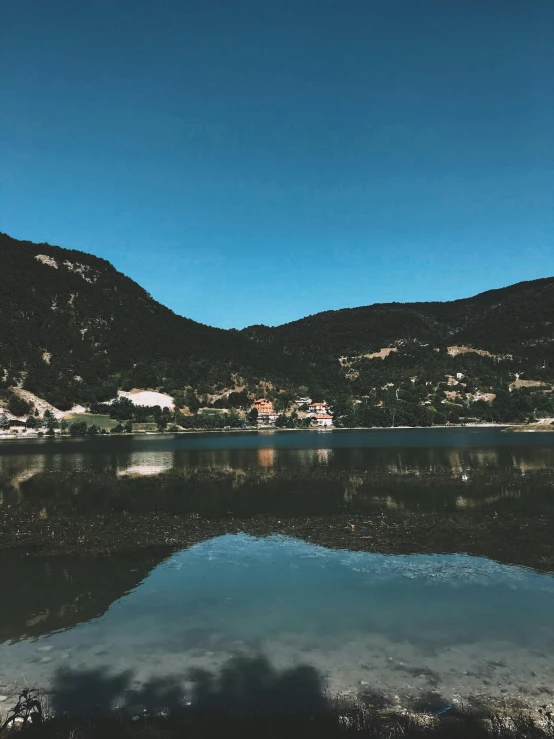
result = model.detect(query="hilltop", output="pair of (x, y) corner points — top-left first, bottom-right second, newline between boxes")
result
(1, 232), (553, 427)
(243, 276), (554, 360)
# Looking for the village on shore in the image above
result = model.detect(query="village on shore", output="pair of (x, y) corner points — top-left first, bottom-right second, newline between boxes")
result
(0, 391), (336, 437)
(2, 365), (554, 437)
(253, 396), (333, 427)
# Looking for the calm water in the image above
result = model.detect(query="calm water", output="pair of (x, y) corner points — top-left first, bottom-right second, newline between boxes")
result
(2, 428), (554, 515)
(1, 429), (554, 712)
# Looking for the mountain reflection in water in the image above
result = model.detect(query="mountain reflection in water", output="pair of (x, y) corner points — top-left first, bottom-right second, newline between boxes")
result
(2, 429), (554, 517)
(1, 534), (554, 710)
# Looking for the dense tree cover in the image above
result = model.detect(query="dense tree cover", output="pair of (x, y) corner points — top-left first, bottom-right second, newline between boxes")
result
(174, 411), (244, 430)
(335, 386), (554, 427)
(1, 232), (553, 427)
(90, 397), (175, 428)
(243, 278), (554, 364)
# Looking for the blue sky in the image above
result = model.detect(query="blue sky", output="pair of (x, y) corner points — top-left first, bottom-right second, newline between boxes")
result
(2, 0), (553, 328)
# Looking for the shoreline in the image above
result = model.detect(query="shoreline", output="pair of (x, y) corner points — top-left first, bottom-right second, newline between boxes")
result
(1, 422), (553, 442)
(3, 509), (554, 574)
(2, 685), (553, 738)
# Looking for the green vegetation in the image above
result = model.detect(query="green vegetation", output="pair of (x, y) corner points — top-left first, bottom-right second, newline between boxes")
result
(175, 410), (243, 430)
(67, 421), (107, 436)
(0, 688), (42, 732)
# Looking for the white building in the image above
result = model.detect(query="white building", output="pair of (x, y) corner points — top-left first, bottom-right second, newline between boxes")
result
(258, 412), (279, 427)
(308, 401), (330, 415)
(311, 413), (333, 427)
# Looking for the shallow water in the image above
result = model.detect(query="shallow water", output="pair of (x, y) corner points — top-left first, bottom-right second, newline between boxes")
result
(1, 534), (554, 710)
(1, 429), (554, 712)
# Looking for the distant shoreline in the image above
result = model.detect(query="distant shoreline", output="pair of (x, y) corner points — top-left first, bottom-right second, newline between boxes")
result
(1, 422), (553, 442)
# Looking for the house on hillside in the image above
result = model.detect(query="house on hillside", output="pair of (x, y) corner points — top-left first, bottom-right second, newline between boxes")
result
(8, 419), (26, 431)
(311, 413), (333, 428)
(295, 397), (312, 406)
(254, 398), (274, 414)
(254, 398), (279, 427)
(258, 411), (279, 427)
(308, 401), (330, 415)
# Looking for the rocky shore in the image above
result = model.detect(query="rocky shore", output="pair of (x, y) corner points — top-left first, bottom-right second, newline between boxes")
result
(2, 504), (553, 575)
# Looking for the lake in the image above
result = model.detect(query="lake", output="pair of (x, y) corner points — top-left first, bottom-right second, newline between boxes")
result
(1, 428), (553, 715)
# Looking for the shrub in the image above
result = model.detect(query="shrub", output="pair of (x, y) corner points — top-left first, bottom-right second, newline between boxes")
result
(7, 393), (30, 417)
(69, 421), (87, 436)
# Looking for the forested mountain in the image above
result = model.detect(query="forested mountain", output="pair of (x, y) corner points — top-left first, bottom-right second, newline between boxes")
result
(0, 233), (305, 409)
(1, 232), (553, 419)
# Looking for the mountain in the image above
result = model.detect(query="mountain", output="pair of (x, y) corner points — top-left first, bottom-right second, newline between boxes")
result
(0, 232), (304, 409)
(1, 232), (553, 417)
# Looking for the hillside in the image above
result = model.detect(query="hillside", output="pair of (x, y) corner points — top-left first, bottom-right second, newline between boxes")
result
(243, 277), (554, 359)
(0, 233), (302, 409)
(1, 232), (553, 425)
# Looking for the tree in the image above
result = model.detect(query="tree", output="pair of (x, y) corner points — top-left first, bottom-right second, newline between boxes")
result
(226, 410), (243, 428)
(43, 409), (58, 431)
(310, 387), (325, 403)
(0, 414), (8, 429)
(185, 389), (201, 413)
(7, 394), (30, 417)
(60, 418), (69, 433)
(172, 390), (186, 409)
(108, 397), (135, 420)
(274, 393), (293, 412)
(26, 416), (38, 429)
(248, 407), (258, 425)
(69, 421), (87, 436)
(228, 390), (250, 408)
(86, 424), (99, 436)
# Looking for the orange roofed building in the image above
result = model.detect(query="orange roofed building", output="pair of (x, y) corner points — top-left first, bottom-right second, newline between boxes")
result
(253, 398), (279, 426)
(254, 398), (274, 414)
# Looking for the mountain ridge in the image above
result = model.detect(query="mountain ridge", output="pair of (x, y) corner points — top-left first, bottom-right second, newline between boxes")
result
(246, 274), (554, 329)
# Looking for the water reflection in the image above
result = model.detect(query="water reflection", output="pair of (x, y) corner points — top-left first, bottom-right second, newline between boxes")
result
(1, 535), (554, 709)
(117, 451), (174, 477)
(0, 550), (168, 644)
(3, 429), (554, 474)
(256, 448), (275, 468)
(1, 430), (554, 516)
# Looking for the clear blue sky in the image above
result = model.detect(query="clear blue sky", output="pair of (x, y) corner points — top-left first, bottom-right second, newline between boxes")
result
(2, 0), (553, 328)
